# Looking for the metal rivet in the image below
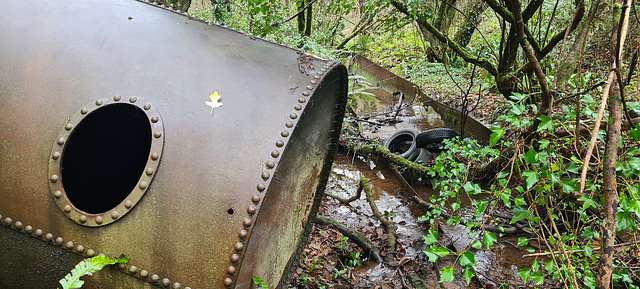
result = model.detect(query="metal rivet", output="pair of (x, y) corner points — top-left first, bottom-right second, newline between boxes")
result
(310, 79), (317, 85)
(151, 116), (159, 123)
(79, 215), (87, 223)
(230, 254), (239, 263)
(95, 216), (103, 224)
(285, 121), (294, 128)
(144, 103), (152, 110)
(257, 184), (266, 192)
(50, 174), (59, 183)
(275, 140), (284, 147)
(35, 229), (43, 237)
(119, 263), (127, 270)
(302, 91), (310, 96)
(76, 244), (85, 253)
(321, 68), (327, 72)
(52, 152), (61, 160)
(234, 242), (243, 251)
(3, 217), (12, 226)
(57, 138), (65, 145)
(25, 225), (33, 233)
(173, 282), (182, 289)
(298, 97), (306, 103)
(44, 233), (53, 241)
(96, 99), (103, 106)
(55, 237), (63, 245)
(314, 74), (321, 79)
(223, 278), (233, 286)
(63, 205), (71, 213)
(265, 161), (275, 169)
(247, 205), (257, 215)
(14, 221), (23, 230)
(151, 274), (160, 282)
(289, 113), (298, 119)
(129, 266), (138, 274)
(111, 211), (119, 219)
(114, 95), (121, 101)
(54, 190), (62, 199)
(81, 108), (88, 114)
(139, 181), (148, 189)
(238, 230), (248, 239)
(87, 249), (95, 257)
(227, 266), (236, 275)
(294, 104), (302, 111)
(261, 171), (270, 180)
(129, 96), (138, 103)
(251, 195), (261, 203)
(306, 85), (314, 90)
(140, 270), (149, 278)
(65, 241), (74, 249)
(271, 150), (280, 158)
(162, 278), (171, 287)
(281, 130), (290, 137)
(65, 123), (73, 131)
(154, 131), (162, 138)
(145, 168), (154, 175)
(124, 200), (133, 209)
(243, 218), (252, 227)
(151, 153), (159, 160)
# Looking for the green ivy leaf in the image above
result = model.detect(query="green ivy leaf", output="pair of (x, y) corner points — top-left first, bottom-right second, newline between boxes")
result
(252, 277), (269, 289)
(522, 147), (539, 164)
(518, 268), (531, 283)
(616, 211), (635, 231)
(500, 189), (512, 208)
(514, 195), (527, 206)
(536, 115), (554, 132)
(578, 195), (598, 211)
(463, 267), (476, 285)
(522, 170), (539, 190)
(531, 270), (544, 285)
(471, 239), (483, 249)
(451, 202), (460, 211)
(517, 237), (529, 246)
(424, 246), (450, 262)
(489, 126), (505, 146)
(439, 267), (455, 283)
(561, 178), (579, 194)
(538, 139), (550, 150)
(459, 252), (476, 267)
(463, 182), (482, 195)
(423, 229), (438, 246)
(630, 123), (640, 141)
(510, 206), (534, 224)
(483, 232), (497, 249)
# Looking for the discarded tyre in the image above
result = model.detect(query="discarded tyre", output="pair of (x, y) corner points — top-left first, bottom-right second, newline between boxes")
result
(416, 128), (460, 152)
(0, 1), (347, 289)
(408, 148), (433, 164)
(383, 129), (419, 158)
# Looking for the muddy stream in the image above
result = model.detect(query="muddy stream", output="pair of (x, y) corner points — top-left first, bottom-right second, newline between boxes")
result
(290, 85), (537, 288)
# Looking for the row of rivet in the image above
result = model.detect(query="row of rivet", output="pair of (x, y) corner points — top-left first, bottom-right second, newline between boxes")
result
(0, 213), (189, 289)
(223, 62), (336, 287)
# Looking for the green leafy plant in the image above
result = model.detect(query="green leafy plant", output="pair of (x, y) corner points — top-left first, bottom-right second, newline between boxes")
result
(252, 276), (268, 289)
(58, 255), (129, 289)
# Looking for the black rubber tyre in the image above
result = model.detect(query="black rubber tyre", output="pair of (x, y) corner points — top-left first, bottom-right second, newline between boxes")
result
(383, 129), (419, 159)
(407, 148), (433, 164)
(416, 128), (460, 152)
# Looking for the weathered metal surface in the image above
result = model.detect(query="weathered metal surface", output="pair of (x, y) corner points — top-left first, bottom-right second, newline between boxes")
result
(0, 1), (348, 289)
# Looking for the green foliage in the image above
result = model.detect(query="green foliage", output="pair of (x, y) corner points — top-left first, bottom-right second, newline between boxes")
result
(252, 276), (269, 289)
(58, 255), (129, 289)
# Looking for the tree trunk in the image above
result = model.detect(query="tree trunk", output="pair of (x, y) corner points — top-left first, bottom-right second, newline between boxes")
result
(297, 0), (305, 35)
(419, 0), (458, 60)
(453, 0), (488, 48)
(553, 0), (605, 91)
(304, 0), (312, 37)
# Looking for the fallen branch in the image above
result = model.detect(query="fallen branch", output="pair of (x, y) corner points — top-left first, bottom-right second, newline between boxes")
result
(523, 240), (640, 258)
(362, 177), (398, 262)
(343, 142), (430, 178)
(314, 214), (384, 263)
(326, 176), (365, 204)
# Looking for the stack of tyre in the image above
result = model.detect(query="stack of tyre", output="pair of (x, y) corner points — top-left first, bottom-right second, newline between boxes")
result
(383, 128), (459, 165)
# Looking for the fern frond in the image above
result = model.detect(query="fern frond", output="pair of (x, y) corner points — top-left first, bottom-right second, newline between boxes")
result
(59, 255), (129, 289)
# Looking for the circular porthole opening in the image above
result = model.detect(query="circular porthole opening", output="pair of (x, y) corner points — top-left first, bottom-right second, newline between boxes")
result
(61, 103), (152, 214)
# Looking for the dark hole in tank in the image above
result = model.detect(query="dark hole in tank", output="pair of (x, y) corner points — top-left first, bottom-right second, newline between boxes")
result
(61, 103), (151, 214)
(227, 208), (234, 215)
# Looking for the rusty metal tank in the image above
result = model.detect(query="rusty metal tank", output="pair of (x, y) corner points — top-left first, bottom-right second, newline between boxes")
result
(0, 1), (348, 288)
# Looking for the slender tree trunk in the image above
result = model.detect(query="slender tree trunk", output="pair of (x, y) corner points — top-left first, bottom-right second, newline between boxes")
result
(304, 0), (312, 37)
(297, 0), (305, 35)
(597, 0), (630, 287)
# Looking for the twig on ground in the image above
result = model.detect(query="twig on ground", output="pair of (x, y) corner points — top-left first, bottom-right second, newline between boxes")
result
(326, 176), (365, 204)
(363, 177), (398, 262)
(314, 214), (384, 263)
